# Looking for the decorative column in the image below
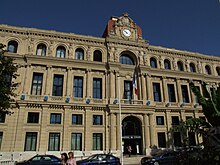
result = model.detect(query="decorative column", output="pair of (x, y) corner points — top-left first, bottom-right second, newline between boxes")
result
(86, 69), (91, 98)
(66, 67), (72, 97)
(144, 114), (150, 149)
(146, 74), (152, 101)
(141, 73), (147, 103)
(116, 113), (121, 151)
(23, 64), (32, 94)
(115, 72), (120, 99)
(110, 113), (117, 151)
(109, 70), (116, 99)
(165, 110), (172, 148)
(45, 65), (52, 95)
(162, 77), (168, 103)
(149, 113), (155, 146)
(176, 78), (182, 104)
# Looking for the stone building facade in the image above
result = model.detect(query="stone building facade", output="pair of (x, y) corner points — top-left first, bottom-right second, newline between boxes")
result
(0, 13), (220, 156)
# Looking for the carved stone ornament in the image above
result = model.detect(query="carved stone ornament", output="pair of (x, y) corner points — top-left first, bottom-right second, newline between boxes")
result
(115, 13), (135, 28)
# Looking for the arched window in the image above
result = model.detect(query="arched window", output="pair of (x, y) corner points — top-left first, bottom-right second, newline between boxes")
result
(75, 48), (84, 60)
(205, 65), (211, 75)
(120, 54), (134, 65)
(177, 61), (184, 71)
(150, 57), (157, 68)
(93, 50), (102, 62)
(36, 43), (46, 56)
(7, 40), (18, 53)
(164, 59), (171, 70)
(56, 46), (66, 58)
(190, 63), (196, 72)
(216, 67), (220, 76)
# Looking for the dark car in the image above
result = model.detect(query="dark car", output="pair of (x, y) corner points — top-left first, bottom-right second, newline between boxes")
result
(16, 154), (62, 165)
(141, 151), (180, 165)
(76, 154), (121, 165)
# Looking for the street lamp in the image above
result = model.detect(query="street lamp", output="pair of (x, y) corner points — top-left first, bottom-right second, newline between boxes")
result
(117, 75), (123, 165)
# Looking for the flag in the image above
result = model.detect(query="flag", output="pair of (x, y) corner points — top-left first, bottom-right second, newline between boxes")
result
(133, 72), (138, 96)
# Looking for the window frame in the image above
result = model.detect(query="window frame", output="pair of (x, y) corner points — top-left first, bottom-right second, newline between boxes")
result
(31, 73), (43, 95)
(27, 112), (39, 124)
(56, 46), (66, 58)
(50, 113), (62, 124)
(52, 74), (64, 96)
(72, 114), (83, 125)
(93, 133), (103, 150)
(120, 54), (134, 65)
(93, 115), (103, 125)
(93, 50), (102, 62)
(71, 133), (82, 151)
(48, 132), (60, 151)
(156, 116), (165, 125)
(167, 84), (176, 102)
(24, 132), (37, 151)
(36, 43), (46, 56)
(75, 48), (84, 60)
(153, 83), (162, 102)
(181, 85), (190, 103)
(7, 40), (18, 53)
(93, 78), (102, 99)
(73, 76), (83, 98)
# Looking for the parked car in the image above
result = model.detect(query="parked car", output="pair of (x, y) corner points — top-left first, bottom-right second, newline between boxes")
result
(76, 154), (121, 165)
(16, 154), (62, 165)
(141, 151), (180, 165)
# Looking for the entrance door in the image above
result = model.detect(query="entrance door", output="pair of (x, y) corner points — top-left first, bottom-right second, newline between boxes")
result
(122, 116), (142, 155)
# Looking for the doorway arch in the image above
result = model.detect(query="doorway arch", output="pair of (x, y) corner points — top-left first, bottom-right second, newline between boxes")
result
(122, 116), (142, 155)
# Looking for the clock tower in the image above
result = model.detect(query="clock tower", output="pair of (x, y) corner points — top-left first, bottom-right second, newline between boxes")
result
(102, 13), (144, 41)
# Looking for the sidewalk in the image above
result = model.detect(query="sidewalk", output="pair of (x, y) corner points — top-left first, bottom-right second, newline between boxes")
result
(123, 155), (143, 165)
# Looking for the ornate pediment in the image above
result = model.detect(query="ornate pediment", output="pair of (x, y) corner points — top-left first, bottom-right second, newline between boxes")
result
(102, 13), (143, 41)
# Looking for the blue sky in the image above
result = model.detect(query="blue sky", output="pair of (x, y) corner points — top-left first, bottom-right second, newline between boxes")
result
(1, 0), (220, 56)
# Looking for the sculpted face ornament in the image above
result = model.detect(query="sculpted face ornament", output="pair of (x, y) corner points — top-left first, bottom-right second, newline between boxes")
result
(122, 29), (131, 37)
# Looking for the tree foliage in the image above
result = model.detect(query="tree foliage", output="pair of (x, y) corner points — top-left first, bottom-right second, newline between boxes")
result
(189, 81), (220, 127)
(0, 43), (18, 115)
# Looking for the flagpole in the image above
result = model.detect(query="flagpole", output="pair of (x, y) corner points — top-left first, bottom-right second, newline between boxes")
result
(118, 75), (123, 165)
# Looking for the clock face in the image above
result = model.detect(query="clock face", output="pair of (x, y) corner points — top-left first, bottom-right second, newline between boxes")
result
(122, 29), (131, 37)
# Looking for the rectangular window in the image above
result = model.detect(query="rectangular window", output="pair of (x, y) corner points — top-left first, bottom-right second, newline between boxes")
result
(156, 116), (164, 125)
(5, 73), (12, 87)
(194, 86), (200, 103)
(188, 132), (196, 146)
(93, 115), (103, 125)
(72, 114), (83, 125)
(167, 84), (176, 102)
(0, 132), (3, 149)
(153, 83), (162, 102)
(24, 132), (37, 151)
(173, 132), (181, 147)
(93, 133), (103, 150)
(48, 133), (60, 151)
(50, 113), (61, 124)
(27, 112), (39, 123)
(52, 75), (64, 96)
(181, 85), (189, 103)
(71, 133), (82, 151)
(93, 78), (102, 99)
(172, 116), (179, 125)
(124, 81), (133, 100)
(157, 132), (166, 148)
(31, 73), (43, 95)
(199, 117), (206, 121)
(73, 76), (83, 98)
(186, 116), (192, 121)
(0, 114), (6, 123)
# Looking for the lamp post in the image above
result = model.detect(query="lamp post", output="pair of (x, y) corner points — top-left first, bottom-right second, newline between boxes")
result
(117, 75), (123, 165)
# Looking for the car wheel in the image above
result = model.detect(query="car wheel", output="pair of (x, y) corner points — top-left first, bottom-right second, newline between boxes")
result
(153, 161), (159, 165)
